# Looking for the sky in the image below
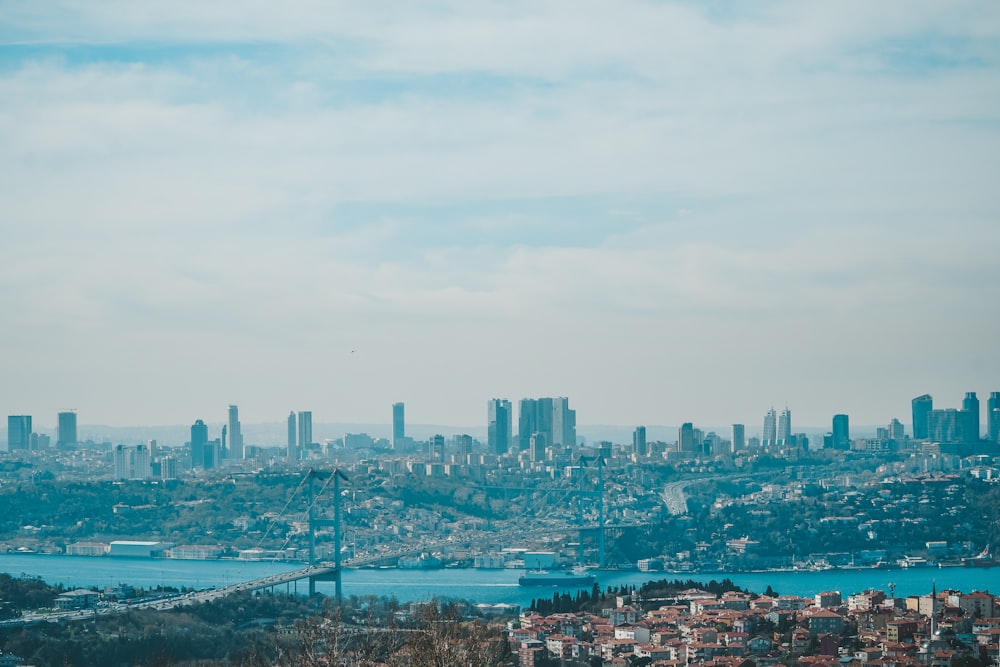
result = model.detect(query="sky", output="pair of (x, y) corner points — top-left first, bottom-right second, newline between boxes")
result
(1, 1), (999, 434)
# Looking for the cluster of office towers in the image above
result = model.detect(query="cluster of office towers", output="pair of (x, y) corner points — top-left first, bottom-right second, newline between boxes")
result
(6, 411), (77, 451)
(482, 397), (576, 458)
(8, 390), (1000, 461)
(191, 405), (315, 470)
(911, 392), (1000, 444)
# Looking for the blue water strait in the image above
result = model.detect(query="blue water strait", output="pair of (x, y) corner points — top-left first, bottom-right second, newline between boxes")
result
(4, 554), (999, 607)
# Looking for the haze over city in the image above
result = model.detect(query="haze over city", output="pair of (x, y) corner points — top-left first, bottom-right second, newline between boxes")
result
(2, 2), (998, 430)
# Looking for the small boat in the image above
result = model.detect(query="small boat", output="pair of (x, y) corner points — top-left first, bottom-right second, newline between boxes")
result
(518, 569), (597, 587)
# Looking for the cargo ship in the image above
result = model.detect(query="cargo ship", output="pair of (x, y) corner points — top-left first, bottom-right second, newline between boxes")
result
(518, 569), (597, 587)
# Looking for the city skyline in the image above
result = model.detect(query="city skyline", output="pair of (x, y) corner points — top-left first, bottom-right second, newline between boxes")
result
(1, 3), (998, 429)
(5, 387), (1000, 446)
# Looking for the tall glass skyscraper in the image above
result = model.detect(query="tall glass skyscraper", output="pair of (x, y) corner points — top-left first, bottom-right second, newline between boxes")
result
(227, 405), (243, 459)
(912, 394), (933, 440)
(762, 408), (777, 447)
(962, 392), (979, 442)
(191, 419), (209, 469)
(287, 411), (297, 461)
(7, 415), (31, 451)
(777, 407), (792, 445)
(297, 411), (312, 456)
(57, 411), (77, 448)
(392, 402), (405, 448)
(487, 399), (512, 455)
(832, 414), (850, 449)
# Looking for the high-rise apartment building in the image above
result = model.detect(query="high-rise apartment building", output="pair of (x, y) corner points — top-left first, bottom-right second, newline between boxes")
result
(989, 392), (1000, 443)
(732, 424), (745, 451)
(7, 416), (31, 451)
(777, 407), (792, 445)
(633, 426), (647, 456)
(113, 443), (152, 480)
(487, 399), (512, 455)
(912, 394), (933, 440)
(297, 411), (312, 457)
(429, 434), (445, 462)
(191, 419), (209, 469)
(287, 411), (297, 461)
(762, 408), (777, 447)
(392, 402), (405, 448)
(962, 392), (980, 443)
(228, 405), (243, 459)
(832, 414), (850, 449)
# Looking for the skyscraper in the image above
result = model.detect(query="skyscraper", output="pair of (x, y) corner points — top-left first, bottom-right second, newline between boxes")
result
(297, 411), (312, 457)
(962, 392), (980, 443)
(228, 405), (243, 459)
(887, 418), (904, 441)
(518, 397), (575, 450)
(191, 419), (209, 469)
(517, 398), (552, 452)
(487, 399), (512, 455)
(678, 423), (694, 453)
(633, 426), (647, 457)
(287, 411), (297, 461)
(762, 408), (777, 447)
(989, 392), (1000, 443)
(114, 443), (152, 480)
(832, 414), (850, 449)
(429, 434), (445, 462)
(392, 402), (405, 448)
(732, 424), (745, 451)
(551, 397), (576, 447)
(57, 411), (77, 448)
(912, 394), (933, 440)
(7, 416), (31, 451)
(928, 409), (960, 442)
(777, 407), (792, 445)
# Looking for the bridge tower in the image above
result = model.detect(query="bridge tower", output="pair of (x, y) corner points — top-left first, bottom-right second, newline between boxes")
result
(306, 468), (349, 600)
(575, 455), (607, 568)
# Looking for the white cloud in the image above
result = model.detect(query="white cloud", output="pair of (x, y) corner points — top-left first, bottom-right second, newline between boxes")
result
(1, 1), (998, 429)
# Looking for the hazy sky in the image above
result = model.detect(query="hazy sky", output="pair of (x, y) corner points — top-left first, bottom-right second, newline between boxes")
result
(2, 1), (998, 433)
